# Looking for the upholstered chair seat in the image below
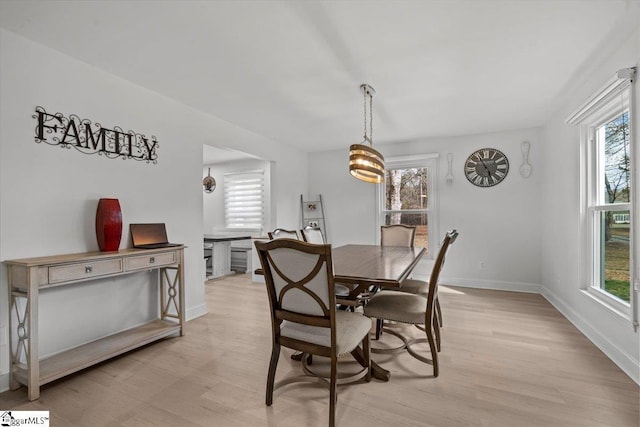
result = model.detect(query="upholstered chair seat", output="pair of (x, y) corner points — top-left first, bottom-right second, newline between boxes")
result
(400, 278), (444, 327)
(399, 278), (430, 294)
(364, 290), (427, 325)
(281, 311), (372, 356)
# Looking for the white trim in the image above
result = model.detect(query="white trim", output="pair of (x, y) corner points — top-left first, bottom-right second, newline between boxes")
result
(632, 69), (640, 331)
(566, 68), (635, 124)
(584, 287), (632, 318)
(431, 276), (542, 294)
(542, 285), (640, 385)
(186, 303), (208, 321)
(0, 371), (8, 393)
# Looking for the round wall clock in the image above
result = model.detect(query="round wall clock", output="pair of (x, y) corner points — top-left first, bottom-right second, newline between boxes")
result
(464, 148), (509, 187)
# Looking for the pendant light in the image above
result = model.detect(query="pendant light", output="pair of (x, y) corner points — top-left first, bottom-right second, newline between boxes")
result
(349, 84), (385, 183)
(203, 168), (216, 193)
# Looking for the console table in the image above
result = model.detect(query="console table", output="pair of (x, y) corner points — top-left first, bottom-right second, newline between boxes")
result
(4, 246), (185, 400)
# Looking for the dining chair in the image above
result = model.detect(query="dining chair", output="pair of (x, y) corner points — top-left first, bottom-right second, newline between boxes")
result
(374, 224), (418, 337)
(268, 228), (300, 240)
(254, 238), (371, 427)
(380, 224), (444, 329)
(380, 224), (416, 247)
(300, 226), (325, 244)
(364, 229), (458, 377)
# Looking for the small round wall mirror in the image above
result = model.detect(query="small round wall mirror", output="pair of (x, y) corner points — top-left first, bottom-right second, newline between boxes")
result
(203, 168), (216, 193)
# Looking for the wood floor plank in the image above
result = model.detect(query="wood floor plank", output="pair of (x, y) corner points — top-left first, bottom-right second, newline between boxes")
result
(1, 275), (638, 426)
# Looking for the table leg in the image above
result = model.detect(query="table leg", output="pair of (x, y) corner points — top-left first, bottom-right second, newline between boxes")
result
(351, 346), (390, 382)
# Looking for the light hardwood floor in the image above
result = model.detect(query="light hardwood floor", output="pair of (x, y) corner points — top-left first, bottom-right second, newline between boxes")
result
(1, 274), (638, 426)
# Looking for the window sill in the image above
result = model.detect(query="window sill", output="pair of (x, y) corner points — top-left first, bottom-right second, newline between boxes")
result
(582, 286), (631, 320)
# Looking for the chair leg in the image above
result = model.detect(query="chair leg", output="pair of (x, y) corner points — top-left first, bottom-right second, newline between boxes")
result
(435, 297), (443, 327)
(266, 343), (280, 406)
(363, 334), (371, 382)
(425, 325), (439, 377)
(433, 316), (441, 352)
(329, 354), (337, 427)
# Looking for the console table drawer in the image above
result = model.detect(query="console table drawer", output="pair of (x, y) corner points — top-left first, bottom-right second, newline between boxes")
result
(125, 252), (176, 271)
(49, 259), (123, 284)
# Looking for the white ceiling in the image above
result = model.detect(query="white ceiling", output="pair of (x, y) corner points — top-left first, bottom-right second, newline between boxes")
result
(1, 1), (639, 153)
(202, 144), (260, 165)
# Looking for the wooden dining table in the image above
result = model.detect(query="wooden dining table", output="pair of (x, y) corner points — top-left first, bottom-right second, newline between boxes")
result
(329, 244), (426, 381)
(332, 244), (426, 297)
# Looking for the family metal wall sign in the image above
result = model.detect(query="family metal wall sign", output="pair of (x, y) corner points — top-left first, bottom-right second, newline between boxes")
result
(33, 106), (158, 163)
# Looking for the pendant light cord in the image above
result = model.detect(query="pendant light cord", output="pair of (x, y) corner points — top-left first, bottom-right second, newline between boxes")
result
(369, 89), (373, 145)
(362, 86), (374, 146)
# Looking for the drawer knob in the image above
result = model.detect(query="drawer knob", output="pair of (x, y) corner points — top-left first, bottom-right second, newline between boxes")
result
(149, 257), (155, 264)
(85, 266), (93, 273)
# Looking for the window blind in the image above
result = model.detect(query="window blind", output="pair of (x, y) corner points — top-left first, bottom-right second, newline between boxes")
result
(224, 170), (264, 229)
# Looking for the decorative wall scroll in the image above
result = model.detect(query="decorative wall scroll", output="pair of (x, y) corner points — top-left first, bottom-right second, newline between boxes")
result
(32, 106), (158, 163)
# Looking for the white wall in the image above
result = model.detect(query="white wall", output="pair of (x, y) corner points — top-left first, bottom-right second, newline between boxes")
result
(308, 127), (542, 289)
(540, 29), (640, 382)
(0, 29), (307, 391)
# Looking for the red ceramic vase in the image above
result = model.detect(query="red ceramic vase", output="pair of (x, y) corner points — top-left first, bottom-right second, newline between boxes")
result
(96, 198), (122, 252)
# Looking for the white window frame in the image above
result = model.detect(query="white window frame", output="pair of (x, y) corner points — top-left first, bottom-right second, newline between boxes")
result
(376, 154), (439, 258)
(224, 169), (265, 231)
(568, 68), (637, 323)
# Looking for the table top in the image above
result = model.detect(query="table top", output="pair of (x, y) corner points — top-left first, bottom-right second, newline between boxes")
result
(203, 234), (253, 242)
(4, 246), (186, 267)
(331, 244), (426, 288)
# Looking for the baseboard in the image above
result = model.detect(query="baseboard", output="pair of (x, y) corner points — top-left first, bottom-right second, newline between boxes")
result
(186, 303), (208, 322)
(0, 371), (9, 394)
(411, 274), (542, 294)
(541, 286), (640, 385)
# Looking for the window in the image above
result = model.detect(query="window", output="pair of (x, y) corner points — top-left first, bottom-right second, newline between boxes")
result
(378, 155), (438, 253)
(567, 68), (635, 316)
(224, 170), (265, 230)
(591, 111), (631, 303)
